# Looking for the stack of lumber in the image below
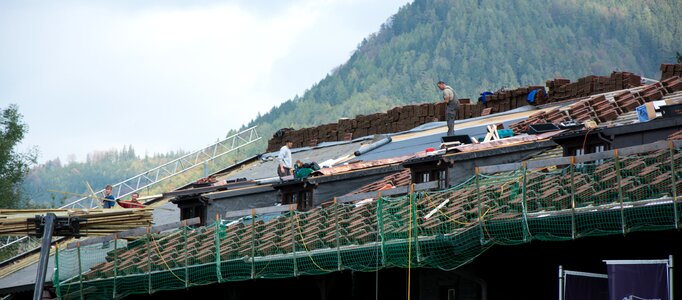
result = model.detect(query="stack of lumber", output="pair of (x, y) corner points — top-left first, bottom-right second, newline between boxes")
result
(660, 63), (682, 81)
(0, 208), (153, 236)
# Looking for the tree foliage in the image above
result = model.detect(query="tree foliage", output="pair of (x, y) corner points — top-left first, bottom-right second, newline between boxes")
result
(0, 104), (36, 208)
(245, 0), (682, 151)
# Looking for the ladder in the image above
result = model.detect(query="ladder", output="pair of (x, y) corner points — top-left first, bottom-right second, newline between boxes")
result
(0, 126), (261, 250)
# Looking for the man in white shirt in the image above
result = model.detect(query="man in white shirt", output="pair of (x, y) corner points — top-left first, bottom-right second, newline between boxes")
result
(277, 140), (294, 178)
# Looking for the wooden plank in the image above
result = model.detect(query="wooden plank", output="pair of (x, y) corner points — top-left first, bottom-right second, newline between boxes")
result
(224, 205), (291, 219)
(527, 157), (572, 169)
(337, 186), (410, 204)
(478, 162), (522, 174)
(66, 217), (201, 249)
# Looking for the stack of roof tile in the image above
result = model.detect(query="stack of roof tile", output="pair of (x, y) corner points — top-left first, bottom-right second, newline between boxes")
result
(483, 86), (547, 112)
(267, 102), (446, 151)
(510, 80), (673, 134)
(661, 76), (682, 93)
(660, 63), (682, 81)
(546, 72), (641, 102)
(636, 82), (669, 102)
(668, 129), (682, 141)
(350, 169), (411, 194)
(269, 70), (644, 151)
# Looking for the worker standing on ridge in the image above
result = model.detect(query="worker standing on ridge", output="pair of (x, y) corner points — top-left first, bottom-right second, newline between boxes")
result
(438, 80), (459, 136)
(102, 184), (116, 208)
(277, 140), (294, 178)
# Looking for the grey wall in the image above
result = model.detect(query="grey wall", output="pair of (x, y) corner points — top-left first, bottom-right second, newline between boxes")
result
(207, 191), (280, 219)
(448, 147), (551, 187)
(312, 173), (392, 205)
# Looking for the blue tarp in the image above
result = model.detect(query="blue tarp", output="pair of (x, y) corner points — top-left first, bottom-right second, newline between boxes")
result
(480, 91), (493, 104)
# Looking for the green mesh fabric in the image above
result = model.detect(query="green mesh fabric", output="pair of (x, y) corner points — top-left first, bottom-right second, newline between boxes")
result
(55, 147), (682, 299)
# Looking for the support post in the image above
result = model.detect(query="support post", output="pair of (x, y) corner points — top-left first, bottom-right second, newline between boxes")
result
(615, 149), (626, 235)
(183, 223), (189, 288)
(112, 234), (118, 299)
(250, 209), (256, 279)
(669, 255), (674, 300)
(377, 195), (386, 266)
(215, 214), (222, 283)
(520, 162), (531, 242)
(570, 157), (577, 239)
(33, 213), (56, 300)
(77, 242), (83, 300)
(290, 205), (298, 277)
(558, 265), (564, 300)
(54, 242), (61, 300)
(147, 227), (152, 294)
(410, 187), (421, 263)
(670, 142), (679, 229)
(475, 167), (484, 244)
(334, 198), (342, 271)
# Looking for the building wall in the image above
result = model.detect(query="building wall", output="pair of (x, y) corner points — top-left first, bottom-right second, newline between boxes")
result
(312, 173), (393, 205)
(447, 147), (550, 187)
(207, 191), (280, 220)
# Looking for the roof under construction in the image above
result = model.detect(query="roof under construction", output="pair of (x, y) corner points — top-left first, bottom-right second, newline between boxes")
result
(2, 64), (682, 299)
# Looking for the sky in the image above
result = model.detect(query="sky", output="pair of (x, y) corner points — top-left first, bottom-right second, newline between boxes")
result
(0, 0), (410, 163)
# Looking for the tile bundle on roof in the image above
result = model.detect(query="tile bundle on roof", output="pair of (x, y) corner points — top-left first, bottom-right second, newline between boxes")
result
(350, 169), (411, 194)
(660, 63), (682, 81)
(668, 129), (682, 141)
(269, 71), (644, 152)
(509, 77), (682, 134)
(482, 86), (547, 112)
(546, 71), (641, 102)
(267, 102), (447, 151)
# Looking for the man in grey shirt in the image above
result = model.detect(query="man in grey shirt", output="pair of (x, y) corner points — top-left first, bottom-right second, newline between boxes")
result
(277, 140), (294, 178)
(438, 81), (459, 136)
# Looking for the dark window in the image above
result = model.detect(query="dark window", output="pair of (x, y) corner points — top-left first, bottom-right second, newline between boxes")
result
(414, 168), (449, 189)
(281, 188), (314, 211)
(180, 205), (206, 226)
(438, 170), (448, 189)
(570, 143), (609, 166)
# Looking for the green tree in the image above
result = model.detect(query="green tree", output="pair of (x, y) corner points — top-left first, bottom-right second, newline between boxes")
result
(1, 104), (36, 208)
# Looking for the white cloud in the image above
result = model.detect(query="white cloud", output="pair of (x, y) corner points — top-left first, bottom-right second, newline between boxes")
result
(0, 0), (409, 163)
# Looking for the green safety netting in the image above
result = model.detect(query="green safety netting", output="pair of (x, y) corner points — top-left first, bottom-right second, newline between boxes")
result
(54, 147), (682, 299)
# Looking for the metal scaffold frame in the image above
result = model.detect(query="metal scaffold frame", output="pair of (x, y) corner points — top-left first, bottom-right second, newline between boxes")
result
(0, 127), (260, 251)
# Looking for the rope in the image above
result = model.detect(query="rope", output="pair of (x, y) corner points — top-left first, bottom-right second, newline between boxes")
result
(150, 233), (186, 284)
(423, 193), (470, 225)
(294, 213), (332, 272)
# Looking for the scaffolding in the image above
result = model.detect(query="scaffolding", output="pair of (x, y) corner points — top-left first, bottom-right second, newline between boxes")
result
(53, 141), (682, 299)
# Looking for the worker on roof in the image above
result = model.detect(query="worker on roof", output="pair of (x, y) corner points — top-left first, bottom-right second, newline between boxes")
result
(277, 140), (294, 178)
(117, 192), (144, 208)
(438, 80), (459, 136)
(102, 184), (116, 208)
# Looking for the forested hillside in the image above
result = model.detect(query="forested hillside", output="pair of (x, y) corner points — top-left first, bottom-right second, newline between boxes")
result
(22, 0), (682, 206)
(247, 0), (682, 148)
(22, 148), (185, 206)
